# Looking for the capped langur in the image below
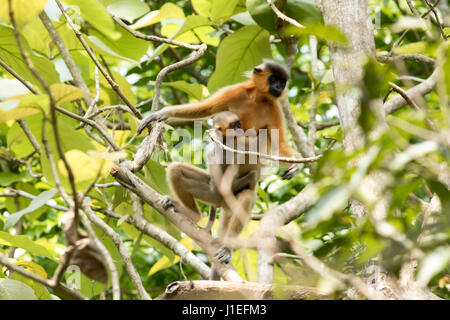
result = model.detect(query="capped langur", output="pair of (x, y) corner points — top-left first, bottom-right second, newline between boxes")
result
(167, 111), (261, 279)
(138, 60), (301, 179)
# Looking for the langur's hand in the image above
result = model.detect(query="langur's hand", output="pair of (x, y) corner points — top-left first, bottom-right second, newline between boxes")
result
(281, 164), (300, 180)
(137, 109), (168, 134)
(215, 246), (233, 264)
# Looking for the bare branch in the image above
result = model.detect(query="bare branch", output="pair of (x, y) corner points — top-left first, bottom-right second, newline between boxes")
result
(267, 0), (304, 29)
(157, 280), (325, 300)
(423, 0), (448, 39)
(110, 164), (242, 282)
(112, 15), (203, 50)
(377, 53), (436, 65)
(207, 130), (322, 164)
(257, 185), (318, 283)
(151, 44), (207, 113)
(297, 119), (340, 130)
(81, 201), (151, 300)
(384, 68), (438, 114)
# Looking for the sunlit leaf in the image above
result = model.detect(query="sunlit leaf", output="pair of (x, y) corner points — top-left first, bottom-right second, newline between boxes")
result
(61, 0), (120, 40)
(163, 81), (204, 100)
(208, 25), (271, 93)
(130, 3), (184, 30)
(106, 0), (149, 23)
(50, 83), (87, 105)
(0, 279), (38, 300)
(0, 0), (48, 28)
(0, 231), (55, 260)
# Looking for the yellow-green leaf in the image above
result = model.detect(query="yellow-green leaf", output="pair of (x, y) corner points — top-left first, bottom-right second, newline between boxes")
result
(50, 83), (87, 105)
(0, 279), (38, 300)
(0, 231), (55, 260)
(148, 255), (179, 276)
(58, 149), (113, 183)
(191, 0), (211, 17)
(130, 3), (185, 29)
(0, 0), (48, 28)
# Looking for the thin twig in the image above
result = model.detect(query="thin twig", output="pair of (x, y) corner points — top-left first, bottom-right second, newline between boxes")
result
(112, 15), (202, 50)
(389, 82), (421, 111)
(55, 1), (142, 119)
(267, 0), (304, 29)
(206, 130), (322, 164)
(79, 66), (100, 128)
(151, 44), (207, 112)
(79, 211), (121, 300)
(423, 0), (448, 39)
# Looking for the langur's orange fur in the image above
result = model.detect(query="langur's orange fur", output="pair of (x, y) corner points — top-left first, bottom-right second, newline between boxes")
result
(137, 60), (299, 163)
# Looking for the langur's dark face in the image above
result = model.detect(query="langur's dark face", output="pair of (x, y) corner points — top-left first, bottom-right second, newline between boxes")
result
(267, 73), (287, 97)
(229, 119), (242, 130)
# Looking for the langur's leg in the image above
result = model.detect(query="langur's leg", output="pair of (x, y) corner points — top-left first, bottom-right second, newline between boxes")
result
(167, 163), (223, 222)
(210, 188), (256, 280)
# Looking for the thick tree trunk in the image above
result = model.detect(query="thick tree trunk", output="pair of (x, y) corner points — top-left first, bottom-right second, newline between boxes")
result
(318, 0), (442, 300)
(318, 0), (376, 152)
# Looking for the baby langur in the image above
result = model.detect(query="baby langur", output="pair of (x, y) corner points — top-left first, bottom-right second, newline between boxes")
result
(207, 111), (262, 280)
(166, 111), (260, 280)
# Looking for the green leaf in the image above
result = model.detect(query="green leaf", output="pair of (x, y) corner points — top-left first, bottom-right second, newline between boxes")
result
(148, 255), (179, 276)
(39, 117), (98, 191)
(10, 261), (51, 300)
(163, 81), (205, 100)
(0, 231), (55, 260)
(231, 12), (257, 25)
(191, 0), (211, 17)
(0, 0), (48, 28)
(440, 43), (450, 97)
(211, 0), (240, 21)
(142, 159), (170, 195)
(0, 171), (31, 186)
(0, 26), (60, 89)
(4, 188), (58, 230)
(130, 2), (185, 30)
(0, 94), (49, 122)
(0, 279), (38, 300)
(393, 41), (429, 55)
(246, 0), (321, 32)
(161, 15), (218, 46)
(284, 23), (348, 44)
(60, 0), (120, 40)
(106, 0), (149, 23)
(87, 26), (149, 64)
(208, 25), (271, 93)
(7, 113), (41, 158)
(147, 15), (215, 61)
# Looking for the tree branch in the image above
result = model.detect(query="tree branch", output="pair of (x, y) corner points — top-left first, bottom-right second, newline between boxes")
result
(157, 280), (324, 300)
